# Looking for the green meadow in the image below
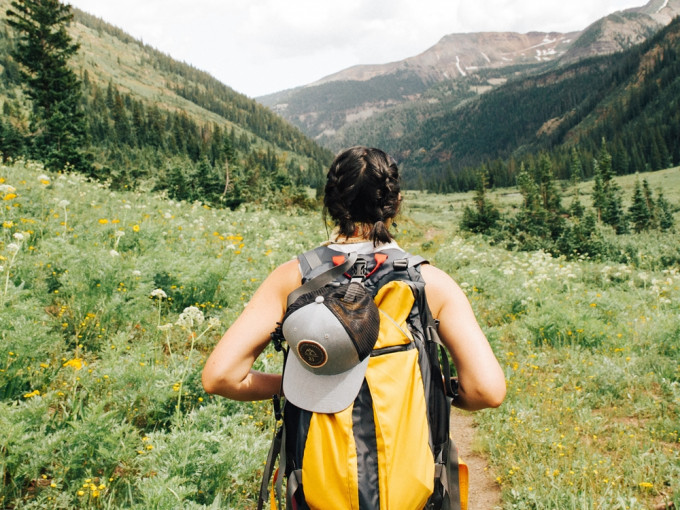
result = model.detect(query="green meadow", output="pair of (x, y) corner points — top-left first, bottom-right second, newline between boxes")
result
(1, 159), (678, 509)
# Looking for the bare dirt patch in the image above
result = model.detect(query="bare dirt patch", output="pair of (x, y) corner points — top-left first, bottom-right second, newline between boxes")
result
(451, 410), (502, 509)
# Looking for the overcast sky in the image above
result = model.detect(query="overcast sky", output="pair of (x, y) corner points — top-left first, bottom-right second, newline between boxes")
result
(66, 0), (646, 98)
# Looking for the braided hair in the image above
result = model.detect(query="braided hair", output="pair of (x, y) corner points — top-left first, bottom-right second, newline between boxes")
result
(323, 146), (401, 246)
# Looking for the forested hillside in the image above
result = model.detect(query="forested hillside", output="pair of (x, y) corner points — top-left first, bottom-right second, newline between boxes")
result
(349, 16), (680, 192)
(262, 0), (680, 158)
(0, 0), (332, 207)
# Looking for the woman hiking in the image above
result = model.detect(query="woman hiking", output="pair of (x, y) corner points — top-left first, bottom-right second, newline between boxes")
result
(203, 146), (506, 509)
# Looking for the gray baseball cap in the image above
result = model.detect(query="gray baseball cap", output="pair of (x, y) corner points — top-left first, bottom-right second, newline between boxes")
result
(282, 282), (380, 413)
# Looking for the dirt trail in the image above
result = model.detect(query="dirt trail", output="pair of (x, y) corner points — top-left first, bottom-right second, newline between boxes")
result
(450, 410), (502, 509)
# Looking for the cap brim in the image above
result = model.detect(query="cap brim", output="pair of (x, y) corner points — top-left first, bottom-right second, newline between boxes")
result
(283, 354), (369, 414)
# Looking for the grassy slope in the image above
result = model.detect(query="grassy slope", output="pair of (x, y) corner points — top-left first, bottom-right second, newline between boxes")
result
(73, 23), (230, 127)
(0, 159), (678, 508)
(0, 0), (328, 167)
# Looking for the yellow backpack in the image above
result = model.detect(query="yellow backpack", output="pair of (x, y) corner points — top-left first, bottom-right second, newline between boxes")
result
(259, 247), (467, 510)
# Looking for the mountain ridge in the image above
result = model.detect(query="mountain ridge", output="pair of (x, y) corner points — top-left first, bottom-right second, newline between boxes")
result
(0, 0), (332, 204)
(258, 0), (680, 148)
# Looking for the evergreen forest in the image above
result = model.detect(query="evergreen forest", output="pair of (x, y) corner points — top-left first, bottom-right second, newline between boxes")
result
(0, 0), (333, 209)
(337, 17), (680, 194)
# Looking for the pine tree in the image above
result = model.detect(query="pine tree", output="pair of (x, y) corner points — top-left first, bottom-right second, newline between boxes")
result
(460, 172), (500, 234)
(537, 154), (561, 213)
(111, 91), (132, 145)
(569, 148), (585, 218)
(642, 178), (656, 225)
(0, 106), (25, 160)
(517, 162), (540, 214)
(601, 178), (627, 234)
(597, 139), (627, 234)
(592, 159), (606, 222)
(598, 138), (615, 183)
(628, 177), (652, 233)
(6, 0), (91, 173)
(654, 190), (675, 231)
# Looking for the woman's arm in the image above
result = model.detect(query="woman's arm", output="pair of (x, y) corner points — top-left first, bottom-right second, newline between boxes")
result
(420, 264), (506, 411)
(202, 259), (301, 401)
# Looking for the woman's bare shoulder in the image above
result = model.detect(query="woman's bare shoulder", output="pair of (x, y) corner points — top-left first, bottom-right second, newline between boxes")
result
(419, 263), (467, 316)
(262, 257), (301, 296)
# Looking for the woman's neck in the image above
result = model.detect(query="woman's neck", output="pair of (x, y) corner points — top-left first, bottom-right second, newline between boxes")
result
(328, 226), (371, 244)
(330, 235), (371, 245)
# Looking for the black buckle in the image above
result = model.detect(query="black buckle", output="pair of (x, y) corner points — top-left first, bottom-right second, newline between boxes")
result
(270, 323), (284, 352)
(350, 259), (367, 280)
(272, 394), (283, 421)
(393, 259), (408, 271)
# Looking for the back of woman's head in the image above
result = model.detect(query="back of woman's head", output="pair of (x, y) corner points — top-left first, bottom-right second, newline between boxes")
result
(324, 146), (401, 245)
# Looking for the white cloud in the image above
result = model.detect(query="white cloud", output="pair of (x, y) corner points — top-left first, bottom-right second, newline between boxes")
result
(67, 0), (648, 97)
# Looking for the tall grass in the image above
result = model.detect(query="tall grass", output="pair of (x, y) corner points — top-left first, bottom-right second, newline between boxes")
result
(1, 159), (678, 508)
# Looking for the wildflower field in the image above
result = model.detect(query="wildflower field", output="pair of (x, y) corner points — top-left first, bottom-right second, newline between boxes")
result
(1, 159), (678, 509)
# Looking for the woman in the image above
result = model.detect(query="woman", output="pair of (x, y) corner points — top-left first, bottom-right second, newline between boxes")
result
(202, 146), (505, 412)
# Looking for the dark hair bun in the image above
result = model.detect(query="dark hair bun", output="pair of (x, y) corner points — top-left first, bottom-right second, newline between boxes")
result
(324, 147), (401, 245)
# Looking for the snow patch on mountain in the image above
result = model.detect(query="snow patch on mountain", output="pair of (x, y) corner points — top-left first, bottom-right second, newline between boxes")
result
(455, 56), (467, 77)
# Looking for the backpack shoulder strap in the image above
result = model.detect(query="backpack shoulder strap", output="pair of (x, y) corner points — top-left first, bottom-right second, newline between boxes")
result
(367, 249), (428, 288)
(297, 246), (327, 279)
(287, 248), (357, 307)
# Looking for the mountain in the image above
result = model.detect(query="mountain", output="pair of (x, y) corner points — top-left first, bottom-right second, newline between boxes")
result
(258, 0), (680, 148)
(313, 31), (579, 85)
(561, 0), (678, 62)
(0, 0), (332, 205)
(390, 15), (680, 191)
(259, 32), (577, 143)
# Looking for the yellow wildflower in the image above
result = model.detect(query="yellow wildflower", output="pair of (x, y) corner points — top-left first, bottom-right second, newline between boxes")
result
(63, 358), (85, 370)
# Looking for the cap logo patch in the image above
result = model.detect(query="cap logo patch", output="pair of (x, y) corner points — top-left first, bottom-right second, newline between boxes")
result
(297, 340), (328, 368)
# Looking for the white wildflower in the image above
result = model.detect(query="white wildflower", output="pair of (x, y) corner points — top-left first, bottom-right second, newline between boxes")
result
(109, 249), (120, 257)
(157, 323), (174, 331)
(13, 232), (25, 241)
(115, 230), (125, 238)
(132, 270), (142, 277)
(7, 243), (20, 254)
(176, 306), (204, 328)
(0, 184), (16, 193)
(207, 317), (222, 329)
(150, 289), (168, 299)
(58, 199), (70, 208)
(164, 212), (173, 219)
(37, 174), (50, 183)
